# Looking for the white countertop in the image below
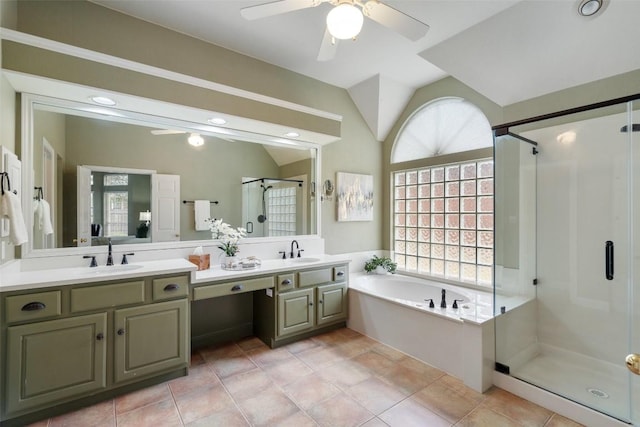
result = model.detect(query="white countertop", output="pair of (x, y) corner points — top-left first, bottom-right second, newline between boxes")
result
(0, 254), (352, 293)
(0, 259), (197, 293)
(191, 254), (352, 284)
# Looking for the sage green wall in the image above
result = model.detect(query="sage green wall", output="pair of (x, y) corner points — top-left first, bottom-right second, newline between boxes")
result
(62, 115), (280, 245)
(0, 0), (17, 265)
(11, 0), (382, 255)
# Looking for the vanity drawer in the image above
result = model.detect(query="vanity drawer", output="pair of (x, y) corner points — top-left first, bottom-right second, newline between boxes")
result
(193, 276), (274, 300)
(298, 268), (332, 287)
(5, 291), (62, 324)
(277, 273), (296, 292)
(333, 265), (348, 282)
(71, 280), (145, 312)
(152, 275), (189, 301)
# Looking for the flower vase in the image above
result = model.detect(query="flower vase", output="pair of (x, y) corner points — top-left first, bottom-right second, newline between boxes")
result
(223, 255), (238, 269)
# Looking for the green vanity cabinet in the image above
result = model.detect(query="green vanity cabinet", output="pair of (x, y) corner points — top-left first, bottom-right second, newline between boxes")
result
(316, 283), (347, 326)
(0, 273), (190, 424)
(277, 288), (315, 337)
(255, 263), (349, 347)
(114, 299), (188, 383)
(5, 312), (107, 415)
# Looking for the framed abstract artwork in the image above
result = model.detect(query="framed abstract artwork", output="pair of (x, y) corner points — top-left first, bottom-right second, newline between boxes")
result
(336, 172), (373, 221)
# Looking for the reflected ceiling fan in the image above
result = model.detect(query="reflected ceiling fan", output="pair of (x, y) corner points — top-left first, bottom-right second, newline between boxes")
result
(241, 0), (430, 61)
(151, 129), (205, 146)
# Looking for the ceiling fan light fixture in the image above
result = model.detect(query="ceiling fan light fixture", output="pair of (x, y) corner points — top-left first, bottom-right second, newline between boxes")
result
(188, 133), (204, 147)
(326, 2), (364, 40)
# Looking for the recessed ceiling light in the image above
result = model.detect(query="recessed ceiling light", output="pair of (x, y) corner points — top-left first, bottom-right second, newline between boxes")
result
(284, 131), (300, 138)
(578, 0), (603, 16)
(89, 96), (117, 106)
(208, 117), (227, 125)
(188, 133), (204, 147)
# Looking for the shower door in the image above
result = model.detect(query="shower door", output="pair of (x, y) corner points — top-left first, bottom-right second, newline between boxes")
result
(495, 100), (639, 423)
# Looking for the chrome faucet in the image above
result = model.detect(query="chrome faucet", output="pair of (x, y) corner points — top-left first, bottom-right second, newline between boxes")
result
(440, 289), (447, 308)
(106, 238), (114, 266)
(290, 240), (299, 258)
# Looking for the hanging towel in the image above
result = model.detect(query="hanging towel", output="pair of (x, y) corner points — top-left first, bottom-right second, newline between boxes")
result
(34, 199), (54, 235)
(1, 191), (28, 245)
(194, 200), (210, 231)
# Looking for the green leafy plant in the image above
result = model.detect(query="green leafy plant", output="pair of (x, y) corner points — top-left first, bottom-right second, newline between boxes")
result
(364, 255), (397, 274)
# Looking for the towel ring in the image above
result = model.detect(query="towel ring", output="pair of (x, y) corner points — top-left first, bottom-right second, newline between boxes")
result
(0, 173), (17, 196)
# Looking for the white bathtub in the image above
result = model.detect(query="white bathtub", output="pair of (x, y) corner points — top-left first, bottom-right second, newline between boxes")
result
(348, 273), (496, 392)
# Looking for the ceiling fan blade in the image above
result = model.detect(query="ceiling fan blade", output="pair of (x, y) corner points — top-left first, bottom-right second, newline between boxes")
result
(364, 1), (429, 41)
(241, 0), (317, 21)
(317, 29), (338, 62)
(150, 129), (186, 135)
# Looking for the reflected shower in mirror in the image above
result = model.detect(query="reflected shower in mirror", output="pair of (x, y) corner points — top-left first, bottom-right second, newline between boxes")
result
(241, 178), (308, 237)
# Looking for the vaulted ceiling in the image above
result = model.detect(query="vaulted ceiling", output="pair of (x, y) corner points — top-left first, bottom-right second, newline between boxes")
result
(92, 0), (640, 141)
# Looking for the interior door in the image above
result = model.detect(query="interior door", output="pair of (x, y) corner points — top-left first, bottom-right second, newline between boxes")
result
(76, 166), (91, 247)
(151, 174), (180, 242)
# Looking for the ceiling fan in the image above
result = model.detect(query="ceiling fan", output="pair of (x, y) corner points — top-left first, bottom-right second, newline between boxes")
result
(240, 0), (430, 61)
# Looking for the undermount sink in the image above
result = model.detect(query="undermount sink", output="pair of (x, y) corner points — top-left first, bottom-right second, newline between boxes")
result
(88, 264), (144, 275)
(289, 257), (322, 263)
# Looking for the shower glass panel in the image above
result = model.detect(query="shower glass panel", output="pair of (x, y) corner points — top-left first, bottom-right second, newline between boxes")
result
(494, 100), (636, 422)
(241, 178), (303, 238)
(632, 99), (640, 426)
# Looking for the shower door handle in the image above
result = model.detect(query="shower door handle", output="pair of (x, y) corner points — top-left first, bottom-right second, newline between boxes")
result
(605, 241), (614, 280)
(626, 354), (640, 375)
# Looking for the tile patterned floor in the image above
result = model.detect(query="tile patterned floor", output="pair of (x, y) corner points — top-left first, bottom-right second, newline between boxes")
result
(28, 328), (584, 427)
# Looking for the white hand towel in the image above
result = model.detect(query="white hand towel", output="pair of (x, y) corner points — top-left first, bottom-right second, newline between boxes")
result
(34, 199), (54, 235)
(194, 200), (210, 231)
(1, 191), (28, 245)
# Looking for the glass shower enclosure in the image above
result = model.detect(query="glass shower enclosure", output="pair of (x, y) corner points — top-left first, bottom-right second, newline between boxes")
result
(494, 96), (640, 424)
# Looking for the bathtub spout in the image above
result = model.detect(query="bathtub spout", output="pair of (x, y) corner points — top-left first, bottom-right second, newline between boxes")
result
(440, 289), (447, 308)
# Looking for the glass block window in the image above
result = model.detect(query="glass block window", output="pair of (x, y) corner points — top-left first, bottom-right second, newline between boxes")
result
(104, 174), (129, 186)
(393, 159), (493, 287)
(266, 186), (297, 236)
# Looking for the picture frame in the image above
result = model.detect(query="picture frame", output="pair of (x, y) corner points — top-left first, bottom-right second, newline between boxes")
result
(336, 172), (373, 221)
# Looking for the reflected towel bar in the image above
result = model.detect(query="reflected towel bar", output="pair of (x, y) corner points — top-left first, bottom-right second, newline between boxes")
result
(183, 200), (219, 205)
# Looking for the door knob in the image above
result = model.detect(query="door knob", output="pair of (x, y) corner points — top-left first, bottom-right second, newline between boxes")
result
(626, 353), (640, 375)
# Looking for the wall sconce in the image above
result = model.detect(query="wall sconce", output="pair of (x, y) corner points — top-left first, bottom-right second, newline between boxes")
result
(322, 179), (334, 201)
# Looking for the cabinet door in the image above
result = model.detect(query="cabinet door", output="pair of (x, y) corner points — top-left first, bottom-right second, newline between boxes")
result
(5, 313), (107, 415)
(278, 288), (314, 337)
(114, 299), (188, 383)
(316, 283), (347, 326)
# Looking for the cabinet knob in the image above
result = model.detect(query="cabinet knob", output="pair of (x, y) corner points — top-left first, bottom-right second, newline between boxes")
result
(117, 328), (125, 336)
(281, 279), (292, 286)
(319, 300), (323, 304)
(231, 284), (243, 292)
(336, 271), (345, 277)
(164, 283), (180, 292)
(96, 333), (104, 341)
(21, 302), (46, 311)
(309, 301), (313, 306)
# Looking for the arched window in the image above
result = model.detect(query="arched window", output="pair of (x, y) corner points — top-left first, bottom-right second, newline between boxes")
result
(391, 97), (492, 163)
(391, 98), (494, 287)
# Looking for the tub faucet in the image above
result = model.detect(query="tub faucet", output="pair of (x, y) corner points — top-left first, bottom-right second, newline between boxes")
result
(106, 238), (114, 266)
(440, 289), (447, 308)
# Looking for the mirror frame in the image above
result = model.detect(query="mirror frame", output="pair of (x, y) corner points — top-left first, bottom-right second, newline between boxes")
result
(20, 93), (323, 258)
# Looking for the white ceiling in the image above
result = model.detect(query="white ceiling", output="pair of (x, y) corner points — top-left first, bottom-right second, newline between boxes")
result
(91, 0), (640, 140)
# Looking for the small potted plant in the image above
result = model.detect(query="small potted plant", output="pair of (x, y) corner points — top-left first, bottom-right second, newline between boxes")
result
(364, 255), (397, 274)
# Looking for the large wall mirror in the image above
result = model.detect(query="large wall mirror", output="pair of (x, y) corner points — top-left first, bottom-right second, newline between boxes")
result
(20, 91), (320, 257)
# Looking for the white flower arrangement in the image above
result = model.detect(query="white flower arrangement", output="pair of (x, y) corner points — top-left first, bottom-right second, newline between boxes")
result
(207, 218), (247, 256)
